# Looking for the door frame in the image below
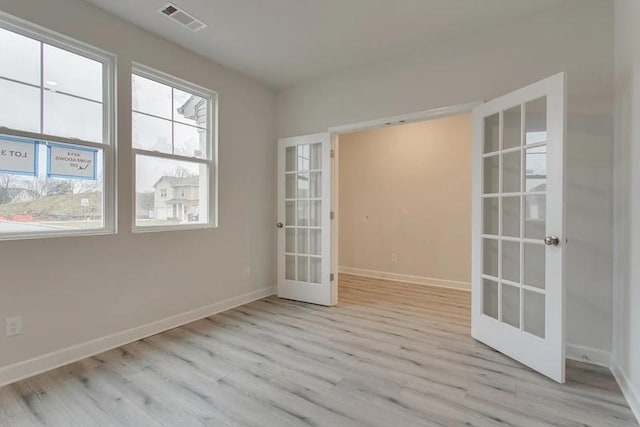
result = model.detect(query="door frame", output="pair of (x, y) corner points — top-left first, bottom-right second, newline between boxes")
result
(326, 101), (481, 305)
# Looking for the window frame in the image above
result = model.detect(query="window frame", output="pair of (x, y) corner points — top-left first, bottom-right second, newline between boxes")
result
(131, 63), (218, 233)
(0, 13), (117, 241)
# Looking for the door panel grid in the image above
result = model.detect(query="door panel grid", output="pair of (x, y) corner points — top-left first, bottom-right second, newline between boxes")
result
(284, 143), (323, 284)
(481, 96), (548, 339)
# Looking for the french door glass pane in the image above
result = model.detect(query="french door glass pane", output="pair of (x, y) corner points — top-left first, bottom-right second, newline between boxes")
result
(484, 113), (500, 153)
(503, 105), (521, 149)
(310, 172), (322, 198)
(285, 174), (296, 199)
(483, 155), (499, 194)
(44, 44), (103, 102)
(286, 228), (295, 253)
(310, 201), (322, 227)
(502, 283), (520, 328)
(502, 196), (520, 237)
(0, 27), (41, 85)
(310, 143), (322, 169)
(297, 228), (309, 254)
(524, 243), (546, 289)
(483, 279), (499, 319)
(132, 74), (171, 119)
(44, 91), (103, 143)
(310, 257), (321, 284)
(483, 197), (499, 235)
(502, 240), (520, 282)
(310, 229), (321, 255)
(483, 238), (498, 277)
(525, 194), (546, 239)
(297, 200), (309, 226)
(0, 79), (40, 133)
(285, 255), (296, 280)
(297, 144), (310, 171)
(524, 290), (545, 338)
(526, 145), (547, 192)
(286, 146), (296, 171)
(525, 97), (547, 145)
(297, 256), (309, 282)
(502, 151), (521, 193)
(297, 172), (310, 198)
(285, 201), (295, 225)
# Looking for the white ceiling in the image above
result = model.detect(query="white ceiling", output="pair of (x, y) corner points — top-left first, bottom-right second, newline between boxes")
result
(81, 0), (565, 88)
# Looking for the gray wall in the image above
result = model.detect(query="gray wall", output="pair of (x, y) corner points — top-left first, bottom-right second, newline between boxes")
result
(277, 0), (615, 355)
(613, 0), (640, 416)
(0, 0), (276, 370)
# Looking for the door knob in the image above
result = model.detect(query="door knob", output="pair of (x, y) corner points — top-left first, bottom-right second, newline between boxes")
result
(544, 235), (560, 246)
(276, 222), (284, 229)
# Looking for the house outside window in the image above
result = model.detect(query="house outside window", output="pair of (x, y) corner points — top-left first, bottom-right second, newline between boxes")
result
(132, 64), (216, 230)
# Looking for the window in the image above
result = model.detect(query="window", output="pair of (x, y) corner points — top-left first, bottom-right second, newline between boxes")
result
(132, 65), (216, 230)
(0, 17), (115, 239)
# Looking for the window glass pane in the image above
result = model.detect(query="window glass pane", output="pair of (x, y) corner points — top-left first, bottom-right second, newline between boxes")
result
(0, 142), (104, 232)
(0, 27), (40, 85)
(174, 89), (206, 127)
(132, 112), (171, 153)
(132, 74), (171, 119)
(502, 150), (521, 193)
(174, 123), (206, 158)
(43, 44), (102, 102)
(0, 79), (40, 133)
(44, 91), (102, 143)
(135, 155), (208, 227)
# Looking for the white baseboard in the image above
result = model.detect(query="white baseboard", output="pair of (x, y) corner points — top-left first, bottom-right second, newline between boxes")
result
(339, 266), (471, 291)
(0, 286), (275, 388)
(611, 359), (640, 424)
(565, 343), (611, 367)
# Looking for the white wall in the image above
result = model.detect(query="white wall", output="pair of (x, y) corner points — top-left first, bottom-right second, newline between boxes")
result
(613, 0), (640, 419)
(339, 114), (472, 288)
(0, 0), (276, 374)
(278, 0), (615, 357)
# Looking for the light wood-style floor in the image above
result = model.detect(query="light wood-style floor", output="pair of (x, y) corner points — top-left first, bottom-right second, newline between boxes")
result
(1, 274), (636, 426)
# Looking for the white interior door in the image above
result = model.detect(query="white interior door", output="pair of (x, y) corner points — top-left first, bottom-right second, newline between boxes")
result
(277, 133), (334, 306)
(472, 73), (566, 383)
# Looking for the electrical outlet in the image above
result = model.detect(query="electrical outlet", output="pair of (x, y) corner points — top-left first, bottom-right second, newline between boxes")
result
(391, 253), (397, 262)
(243, 267), (251, 278)
(6, 316), (22, 337)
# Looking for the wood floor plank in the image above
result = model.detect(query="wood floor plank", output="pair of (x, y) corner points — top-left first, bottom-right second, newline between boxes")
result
(0, 274), (636, 426)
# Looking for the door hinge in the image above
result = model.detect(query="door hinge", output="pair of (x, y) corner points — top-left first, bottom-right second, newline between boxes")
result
(330, 211), (335, 220)
(330, 273), (335, 282)
(330, 149), (335, 158)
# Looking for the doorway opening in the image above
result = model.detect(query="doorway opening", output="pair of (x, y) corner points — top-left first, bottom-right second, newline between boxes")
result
(333, 112), (473, 303)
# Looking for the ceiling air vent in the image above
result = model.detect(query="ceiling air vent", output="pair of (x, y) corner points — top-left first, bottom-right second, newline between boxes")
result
(159, 3), (207, 32)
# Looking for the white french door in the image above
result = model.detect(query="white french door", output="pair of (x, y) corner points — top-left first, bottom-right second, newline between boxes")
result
(472, 73), (566, 383)
(277, 133), (334, 306)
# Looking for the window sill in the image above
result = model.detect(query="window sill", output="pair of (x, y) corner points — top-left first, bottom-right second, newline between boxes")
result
(0, 227), (116, 242)
(132, 223), (217, 234)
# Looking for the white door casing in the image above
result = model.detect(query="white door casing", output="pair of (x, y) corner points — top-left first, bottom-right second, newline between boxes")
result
(277, 133), (334, 306)
(471, 73), (566, 383)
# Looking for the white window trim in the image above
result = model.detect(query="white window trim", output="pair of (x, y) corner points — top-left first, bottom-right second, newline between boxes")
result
(131, 63), (218, 233)
(0, 11), (117, 241)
